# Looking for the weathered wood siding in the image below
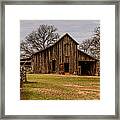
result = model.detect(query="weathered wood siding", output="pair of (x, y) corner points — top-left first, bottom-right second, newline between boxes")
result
(32, 34), (78, 74)
(78, 50), (96, 61)
(31, 33), (99, 76)
(77, 50), (97, 75)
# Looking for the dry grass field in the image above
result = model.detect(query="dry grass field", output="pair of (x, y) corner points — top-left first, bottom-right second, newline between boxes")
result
(20, 74), (100, 100)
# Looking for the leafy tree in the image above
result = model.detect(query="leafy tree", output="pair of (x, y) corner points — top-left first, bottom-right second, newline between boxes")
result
(20, 25), (59, 58)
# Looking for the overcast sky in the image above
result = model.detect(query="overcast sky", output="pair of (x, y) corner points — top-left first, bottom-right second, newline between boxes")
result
(20, 20), (99, 43)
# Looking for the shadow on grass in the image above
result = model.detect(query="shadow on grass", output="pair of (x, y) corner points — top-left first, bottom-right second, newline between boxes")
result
(23, 81), (37, 84)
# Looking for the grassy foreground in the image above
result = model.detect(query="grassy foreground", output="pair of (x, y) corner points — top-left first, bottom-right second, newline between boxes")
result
(20, 74), (100, 100)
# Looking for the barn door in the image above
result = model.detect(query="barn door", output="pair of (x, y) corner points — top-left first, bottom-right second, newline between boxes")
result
(64, 63), (69, 72)
(52, 60), (56, 72)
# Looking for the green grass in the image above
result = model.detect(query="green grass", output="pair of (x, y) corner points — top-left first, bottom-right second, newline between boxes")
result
(20, 74), (100, 100)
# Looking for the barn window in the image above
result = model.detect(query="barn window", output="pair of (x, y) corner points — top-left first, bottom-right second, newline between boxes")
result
(64, 45), (66, 55)
(60, 56), (61, 63)
(64, 43), (69, 56)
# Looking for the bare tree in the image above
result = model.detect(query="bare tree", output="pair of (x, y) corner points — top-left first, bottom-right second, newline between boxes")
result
(79, 26), (100, 59)
(20, 25), (59, 58)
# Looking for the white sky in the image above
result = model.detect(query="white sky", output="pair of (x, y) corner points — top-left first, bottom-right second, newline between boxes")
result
(20, 20), (99, 43)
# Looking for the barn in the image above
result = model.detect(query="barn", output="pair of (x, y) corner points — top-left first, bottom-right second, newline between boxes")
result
(31, 33), (99, 76)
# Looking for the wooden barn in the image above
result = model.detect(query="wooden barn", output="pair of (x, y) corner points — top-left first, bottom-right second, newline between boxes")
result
(31, 33), (99, 76)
